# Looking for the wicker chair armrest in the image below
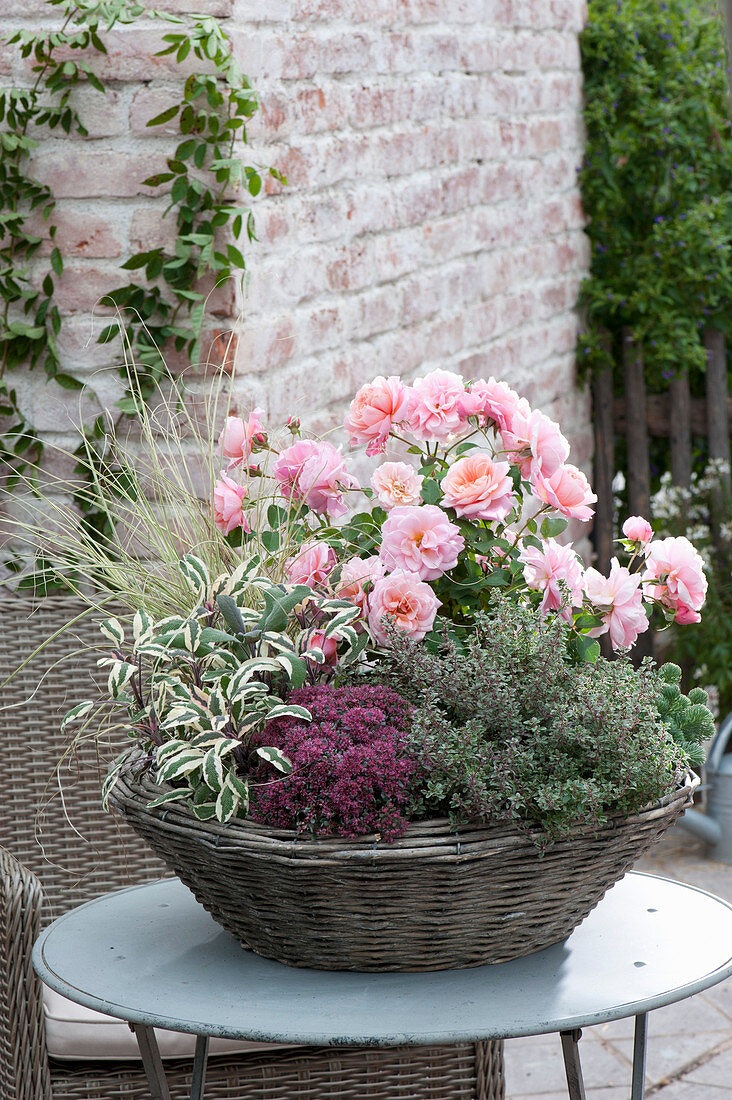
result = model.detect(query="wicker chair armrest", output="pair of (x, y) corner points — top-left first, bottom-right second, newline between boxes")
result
(0, 848), (52, 1100)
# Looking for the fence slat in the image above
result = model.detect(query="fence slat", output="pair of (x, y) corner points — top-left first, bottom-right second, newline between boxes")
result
(613, 394), (732, 436)
(669, 368), (691, 488)
(704, 329), (731, 479)
(622, 329), (651, 519)
(592, 362), (614, 576)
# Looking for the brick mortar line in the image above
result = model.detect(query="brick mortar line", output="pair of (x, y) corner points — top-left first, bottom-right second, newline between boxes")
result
(24, 192), (585, 251)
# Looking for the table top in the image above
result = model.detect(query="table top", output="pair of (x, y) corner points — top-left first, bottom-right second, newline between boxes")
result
(33, 871), (732, 1045)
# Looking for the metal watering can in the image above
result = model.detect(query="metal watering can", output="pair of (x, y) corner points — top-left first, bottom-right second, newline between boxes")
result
(677, 711), (732, 862)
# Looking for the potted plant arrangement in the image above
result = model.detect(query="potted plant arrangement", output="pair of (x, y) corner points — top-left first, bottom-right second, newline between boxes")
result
(19, 368), (712, 971)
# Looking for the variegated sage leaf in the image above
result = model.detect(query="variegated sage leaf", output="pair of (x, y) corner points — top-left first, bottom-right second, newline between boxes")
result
(256, 745), (293, 774)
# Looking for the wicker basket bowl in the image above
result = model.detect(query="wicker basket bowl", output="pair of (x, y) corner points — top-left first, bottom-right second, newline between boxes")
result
(108, 758), (697, 972)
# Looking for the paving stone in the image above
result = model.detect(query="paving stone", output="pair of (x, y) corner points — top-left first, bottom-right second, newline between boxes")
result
(609, 1031), (730, 1088)
(683, 1042), (732, 1086)
(651, 1082), (732, 1097)
(504, 1033), (630, 1095)
(701, 981), (732, 1022)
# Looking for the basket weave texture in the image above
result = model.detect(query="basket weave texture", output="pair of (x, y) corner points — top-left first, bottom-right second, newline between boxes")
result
(109, 755), (697, 972)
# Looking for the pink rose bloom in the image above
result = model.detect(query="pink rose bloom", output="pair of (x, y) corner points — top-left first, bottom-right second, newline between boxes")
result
(584, 559), (649, 650)
(496, 396), (530, 456)
(622, 516), (653, 544)
(301, 630), (340, 667)
(368, 569), (441, 644)
(273, 439), (355, 517)
(380, 504), (465, 580)
(371, 461), (424, 509)
(406, 369), (468, 442)
(532, 463), (597, 523)
(285, 540), (337, 588)
(674, 604), (703, 626)
(643, 536), (707, 624)
(441, 451), (514, 522)
(458, 377), (524, 433)
(219, 408), (265, 469)
(337, 556), (387, 614)
(344, 375), (410, 456)
(502, 408), (569, 481)
(213, 473), (250, 535)
(519, 538), (584, 618)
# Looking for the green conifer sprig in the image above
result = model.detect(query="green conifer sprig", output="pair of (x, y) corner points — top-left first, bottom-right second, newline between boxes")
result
(656, 663), (716, 768)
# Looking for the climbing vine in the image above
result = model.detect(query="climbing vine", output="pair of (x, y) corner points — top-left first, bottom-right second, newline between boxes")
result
(0, 0), (281, 578)
(0, 0), (112, 486)
(100, 14), (284, 412)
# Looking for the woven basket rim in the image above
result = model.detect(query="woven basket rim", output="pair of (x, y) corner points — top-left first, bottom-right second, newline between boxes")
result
(109, 751), (697, 860)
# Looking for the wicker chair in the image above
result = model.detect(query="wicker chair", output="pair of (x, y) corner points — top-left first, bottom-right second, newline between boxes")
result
(0, 596), (505, 1100)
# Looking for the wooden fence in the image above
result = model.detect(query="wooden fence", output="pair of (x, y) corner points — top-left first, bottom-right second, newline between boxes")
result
(592, 327), (732, 577)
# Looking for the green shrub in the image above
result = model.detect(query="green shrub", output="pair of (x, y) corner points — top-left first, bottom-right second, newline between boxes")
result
(579, 0), (732, 387)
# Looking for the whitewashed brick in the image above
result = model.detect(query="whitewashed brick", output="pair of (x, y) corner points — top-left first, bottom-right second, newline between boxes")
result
(6, 0), (592, 530)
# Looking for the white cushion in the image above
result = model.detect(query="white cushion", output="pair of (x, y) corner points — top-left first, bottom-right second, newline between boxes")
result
(43, 983), (290, 1061)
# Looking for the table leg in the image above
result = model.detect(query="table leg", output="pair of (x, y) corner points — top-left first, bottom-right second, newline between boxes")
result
(133, 1025), (211, 1100)
(560, 1029), (587, 1100)
(191, 1035), (210, 1100)
(132, 1024), (172, 1100)
(631, 1013), (648, 1100)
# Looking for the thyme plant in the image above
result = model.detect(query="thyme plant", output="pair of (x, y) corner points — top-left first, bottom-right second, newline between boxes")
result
(372, 595), (707, 839)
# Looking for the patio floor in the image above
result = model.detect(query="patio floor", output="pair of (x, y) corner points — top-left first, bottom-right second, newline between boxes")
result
(503, 827), (732, 1098)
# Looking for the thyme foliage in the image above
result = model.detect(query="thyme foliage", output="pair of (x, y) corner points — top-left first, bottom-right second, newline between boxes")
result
(378, 597), (690, 840)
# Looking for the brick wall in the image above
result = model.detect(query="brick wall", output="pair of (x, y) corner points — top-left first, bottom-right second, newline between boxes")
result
(2, 0), (591, 529)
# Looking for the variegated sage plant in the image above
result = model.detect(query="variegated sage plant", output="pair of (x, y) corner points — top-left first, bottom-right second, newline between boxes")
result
(64, 553), (363, 824)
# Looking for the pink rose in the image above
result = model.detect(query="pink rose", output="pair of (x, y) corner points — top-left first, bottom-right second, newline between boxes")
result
(531, 464), (597, 523)
(458, 377), (523, 434)
(371, 461), (424, 509)
(273, 439), (356, 517)
(406, 369), (468, 442)
(368, 569), (441, 644)
(496, 396), (530, 455)
(643, 536), (707, 624)
(519, 538), (584, 618)
(502, 408), (569, 481)
(441, 451), (514, 522)
(380, 504), (465, 580)
(344, 375), (410, 456)
(337, 556), (387, 614)
(285, 540), (337, 588)
(674, 604), (703, 626)
(213, 473), (250, 535)
(219, 409), (265, 469)
(584, 559), (649, 650)
(622, 516), (653, 545)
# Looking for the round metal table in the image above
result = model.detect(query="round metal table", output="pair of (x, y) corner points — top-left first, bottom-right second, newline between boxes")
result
(33, 871), (732, 1100)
